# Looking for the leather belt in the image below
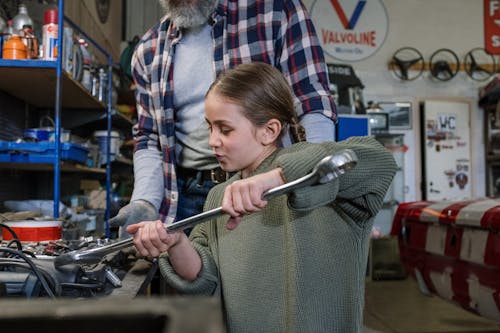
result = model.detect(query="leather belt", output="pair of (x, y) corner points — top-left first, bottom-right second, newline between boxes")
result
(177, 166), (231, 184)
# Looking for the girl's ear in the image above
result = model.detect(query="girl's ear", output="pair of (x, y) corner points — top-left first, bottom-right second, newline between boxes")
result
(260, 119), (282, 146)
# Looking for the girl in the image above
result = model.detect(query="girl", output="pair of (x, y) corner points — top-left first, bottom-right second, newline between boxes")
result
(127, 62), (397, 333)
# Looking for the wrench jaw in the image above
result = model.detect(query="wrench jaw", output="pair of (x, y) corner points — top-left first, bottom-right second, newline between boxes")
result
(54, 251), (110, 269)
(316, 149), (358, 184)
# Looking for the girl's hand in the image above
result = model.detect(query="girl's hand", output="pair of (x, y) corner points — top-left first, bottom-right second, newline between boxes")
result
(222, 168), (284, 230)
(126, 220), (184, 257)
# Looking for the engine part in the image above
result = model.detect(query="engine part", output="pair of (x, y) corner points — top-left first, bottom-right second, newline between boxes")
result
(0, 240), (135, 298)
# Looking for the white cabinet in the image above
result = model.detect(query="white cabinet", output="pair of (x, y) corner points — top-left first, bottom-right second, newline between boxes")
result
(373, 133), (405, 236)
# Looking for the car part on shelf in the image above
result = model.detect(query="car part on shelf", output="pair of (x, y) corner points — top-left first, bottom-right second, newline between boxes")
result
(54, 149), (359, 268)
(429, 48), (460, 82)
(390, 47), (425, 81)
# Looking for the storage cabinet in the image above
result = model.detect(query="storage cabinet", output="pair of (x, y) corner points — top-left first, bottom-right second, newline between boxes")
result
(372, 133), (405, 236)
(0, 0), (128, 238)
(483, 104), (500, 197)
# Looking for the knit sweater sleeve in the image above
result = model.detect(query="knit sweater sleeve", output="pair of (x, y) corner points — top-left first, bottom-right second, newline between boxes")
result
(157, 192), (222, 295)
(157, 242), (219, 295)
(276, 136), (397, 224)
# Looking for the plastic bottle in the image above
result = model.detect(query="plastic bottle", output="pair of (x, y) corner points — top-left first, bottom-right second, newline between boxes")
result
(98, 67), (107, 102)
(21, 24), (38, 59)
(3, 35), (28, 60)
(12, 3), (33, 34)
(0, 16), (6, 58)
(91, 68), (99, 97)
(0, 16), (5, 32)
(42, 8), (58, 60)
(2, 20), (14, 42)
(79, 39), (93, 91)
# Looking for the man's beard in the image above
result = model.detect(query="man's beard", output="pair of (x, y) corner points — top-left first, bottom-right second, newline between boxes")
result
(159, 0), (218, 28)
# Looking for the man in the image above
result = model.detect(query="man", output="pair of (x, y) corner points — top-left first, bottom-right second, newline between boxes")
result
(110, 0), (337, 236)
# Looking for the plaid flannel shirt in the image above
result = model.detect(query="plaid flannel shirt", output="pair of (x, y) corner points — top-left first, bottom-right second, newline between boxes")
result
(131, 0), (337, 223)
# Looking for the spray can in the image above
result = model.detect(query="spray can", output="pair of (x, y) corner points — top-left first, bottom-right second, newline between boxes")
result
(42, 8), (58, 60)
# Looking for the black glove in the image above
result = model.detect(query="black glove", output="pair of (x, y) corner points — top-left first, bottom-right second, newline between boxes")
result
(109, 200), (158, 238)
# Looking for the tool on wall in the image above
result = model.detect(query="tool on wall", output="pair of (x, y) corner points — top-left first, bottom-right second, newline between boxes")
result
(390, 47), (425, 81)
(463, 47), (496, 82)
(429, 48), (460, 82)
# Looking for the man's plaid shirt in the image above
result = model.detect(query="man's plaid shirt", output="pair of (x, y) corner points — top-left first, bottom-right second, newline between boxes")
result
(131, 0), (337, 222)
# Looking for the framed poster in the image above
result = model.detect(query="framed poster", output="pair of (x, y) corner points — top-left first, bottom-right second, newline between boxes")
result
(420, 100), (472, 201)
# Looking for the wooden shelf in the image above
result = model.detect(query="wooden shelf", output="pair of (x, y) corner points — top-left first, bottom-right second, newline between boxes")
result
(0, 63), (105, 109)
(63, 109), (136, 137)
(388, 62), (495, 73)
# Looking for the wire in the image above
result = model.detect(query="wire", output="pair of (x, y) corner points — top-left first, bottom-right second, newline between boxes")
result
(6, 239), (23, 251)
(0, 248), (56, 298)
(0, 223), (21, 245)
(0, 260), (60, 296)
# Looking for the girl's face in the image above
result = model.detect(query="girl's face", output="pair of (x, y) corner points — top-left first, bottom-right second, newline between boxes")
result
(205, 91), (276, 178)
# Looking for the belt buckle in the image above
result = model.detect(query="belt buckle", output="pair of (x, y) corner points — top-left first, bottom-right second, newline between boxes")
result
(211, 168), (229, 184)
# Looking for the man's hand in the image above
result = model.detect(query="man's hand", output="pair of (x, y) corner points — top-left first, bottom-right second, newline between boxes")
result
(109, 200), (158, 238)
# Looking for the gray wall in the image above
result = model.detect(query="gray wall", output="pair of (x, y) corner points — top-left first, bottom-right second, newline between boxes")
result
(124, 0), (163, 41)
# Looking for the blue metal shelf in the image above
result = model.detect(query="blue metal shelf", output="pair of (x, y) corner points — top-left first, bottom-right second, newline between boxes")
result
(0, 0), (114, 238)
(0, 66), (105, 108)
(0, 59), (57, 68)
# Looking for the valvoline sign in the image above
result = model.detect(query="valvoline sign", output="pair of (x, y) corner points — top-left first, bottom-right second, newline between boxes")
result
(485, 0), (500, 54)
(309, 0), (388, 62)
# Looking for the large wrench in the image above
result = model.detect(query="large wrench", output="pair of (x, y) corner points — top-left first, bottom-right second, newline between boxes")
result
(54, 149), (358, 268)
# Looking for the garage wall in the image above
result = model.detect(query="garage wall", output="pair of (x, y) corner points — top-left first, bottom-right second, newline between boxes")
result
(124, 0), (163, 42)
(64, 0), (123, 61)
(120, 0), (487, 202)
(303, 0), (487, 201)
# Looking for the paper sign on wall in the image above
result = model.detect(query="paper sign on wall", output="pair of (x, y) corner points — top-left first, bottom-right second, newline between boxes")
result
(485, 0), (500, 54)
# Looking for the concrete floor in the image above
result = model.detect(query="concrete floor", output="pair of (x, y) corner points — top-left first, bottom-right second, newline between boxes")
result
(363, 278), (500, 333)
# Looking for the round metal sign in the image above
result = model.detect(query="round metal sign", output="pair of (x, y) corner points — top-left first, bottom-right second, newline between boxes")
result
(310, 0), (389, 62)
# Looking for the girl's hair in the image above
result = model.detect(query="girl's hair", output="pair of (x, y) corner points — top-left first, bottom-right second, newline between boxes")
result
(206, 62), (306, 143)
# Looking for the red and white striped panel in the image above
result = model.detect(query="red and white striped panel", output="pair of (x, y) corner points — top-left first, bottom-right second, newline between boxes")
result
(395, 199), (500, 267)
(394, 198), (500, 323)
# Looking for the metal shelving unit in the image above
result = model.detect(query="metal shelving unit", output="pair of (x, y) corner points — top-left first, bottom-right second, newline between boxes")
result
(483, 103), (500, 197)
(0, 0), (114, 237)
